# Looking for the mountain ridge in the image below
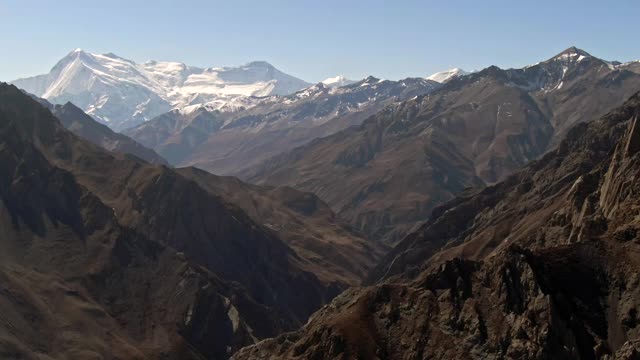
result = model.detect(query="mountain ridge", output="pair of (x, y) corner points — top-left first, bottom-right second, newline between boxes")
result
(126, 75), (442, 175)
(244, 47), (640, 244)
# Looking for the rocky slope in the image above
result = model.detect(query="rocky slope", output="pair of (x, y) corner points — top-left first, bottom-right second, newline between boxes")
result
(11, 49), (311, 130)
(126, 76), (441, 175)
(0, 83), (377, 358)
(232, 89), (640, 360)
(245, 47), (640, 244)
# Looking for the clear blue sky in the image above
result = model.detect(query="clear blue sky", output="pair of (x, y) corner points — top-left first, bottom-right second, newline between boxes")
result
(1, 0), (638, 82)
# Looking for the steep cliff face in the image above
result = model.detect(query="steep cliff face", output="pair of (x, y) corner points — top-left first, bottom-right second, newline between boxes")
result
(232, 94), (640, 359)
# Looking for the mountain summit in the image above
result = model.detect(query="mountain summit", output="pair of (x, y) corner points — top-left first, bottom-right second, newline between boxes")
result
(426, 67), (469, 83)
(321, 75), (356, 88)
(553, 46), (592, 59)
(11, 50), (311, 130)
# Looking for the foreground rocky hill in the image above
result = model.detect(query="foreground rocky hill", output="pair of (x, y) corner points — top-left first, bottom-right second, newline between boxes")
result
(232, 92), (640, 359)
(0, 83), (379, 358)
(245, 47), (640, 244)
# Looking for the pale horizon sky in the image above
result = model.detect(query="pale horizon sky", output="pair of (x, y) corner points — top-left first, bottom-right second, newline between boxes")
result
(1, 0), (639, 83)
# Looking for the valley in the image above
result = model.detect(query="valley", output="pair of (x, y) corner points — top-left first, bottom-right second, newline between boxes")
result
(3, 12), (640, 357)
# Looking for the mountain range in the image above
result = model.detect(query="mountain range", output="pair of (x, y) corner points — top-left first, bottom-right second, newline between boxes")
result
(125, 76), (441, 173)
(4, 45), (640, 359)
(244, 47), (640, 243)
(11, 49), (312, 130)
(12, 47), (640, 247)
(9, 49), (470, 137)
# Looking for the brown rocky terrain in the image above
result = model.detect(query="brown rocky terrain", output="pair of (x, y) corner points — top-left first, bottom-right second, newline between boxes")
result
(232, 92), (640, 359)
(0, 83), (379, 358)
(245, 47), (640, 244)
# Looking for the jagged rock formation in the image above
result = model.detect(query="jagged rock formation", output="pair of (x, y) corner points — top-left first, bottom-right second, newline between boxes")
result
(246, 48), (640, 244)
(232, 93), (640, 359)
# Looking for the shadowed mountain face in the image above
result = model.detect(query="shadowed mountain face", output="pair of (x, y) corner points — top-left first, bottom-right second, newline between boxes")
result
(125, 77), (441, 175)
(0, 83), (379, 359)
(232, 92), (640, 360)
(245, 48), (640, 244)
(31, 97), (169, 165)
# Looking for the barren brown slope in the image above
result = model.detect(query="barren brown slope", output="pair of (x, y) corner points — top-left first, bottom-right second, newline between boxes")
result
(178, 167), (387, 286)
(232, 92), (640, 360)
(0, 84), (288, 359)
(245, 48), (640, 244)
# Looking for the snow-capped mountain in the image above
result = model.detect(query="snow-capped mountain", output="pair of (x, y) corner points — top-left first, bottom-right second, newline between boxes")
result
(321, 75), (356, 88)
(11, 49), (311, 130)
(426, 67), (469, 83)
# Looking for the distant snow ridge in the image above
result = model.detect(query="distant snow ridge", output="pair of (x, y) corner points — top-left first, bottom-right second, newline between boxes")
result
(426, 68), (469, 83)
(11, 49), (311, 130)
(321, 75), (356, 88)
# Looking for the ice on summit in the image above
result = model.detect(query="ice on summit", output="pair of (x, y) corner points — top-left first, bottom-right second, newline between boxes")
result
(426, 68), (469, 83)
(321, 75), (356, 88)
(11, 49), (312, 130)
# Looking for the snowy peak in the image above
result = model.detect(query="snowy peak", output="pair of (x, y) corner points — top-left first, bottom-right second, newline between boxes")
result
(11, 49), (311, 130)
(426, 68), (469, 83)
(548, 46), (592, 64)
(356, 76), (384, 87)
(321, 75), (356, 88)
(553, 46), (591, 58)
